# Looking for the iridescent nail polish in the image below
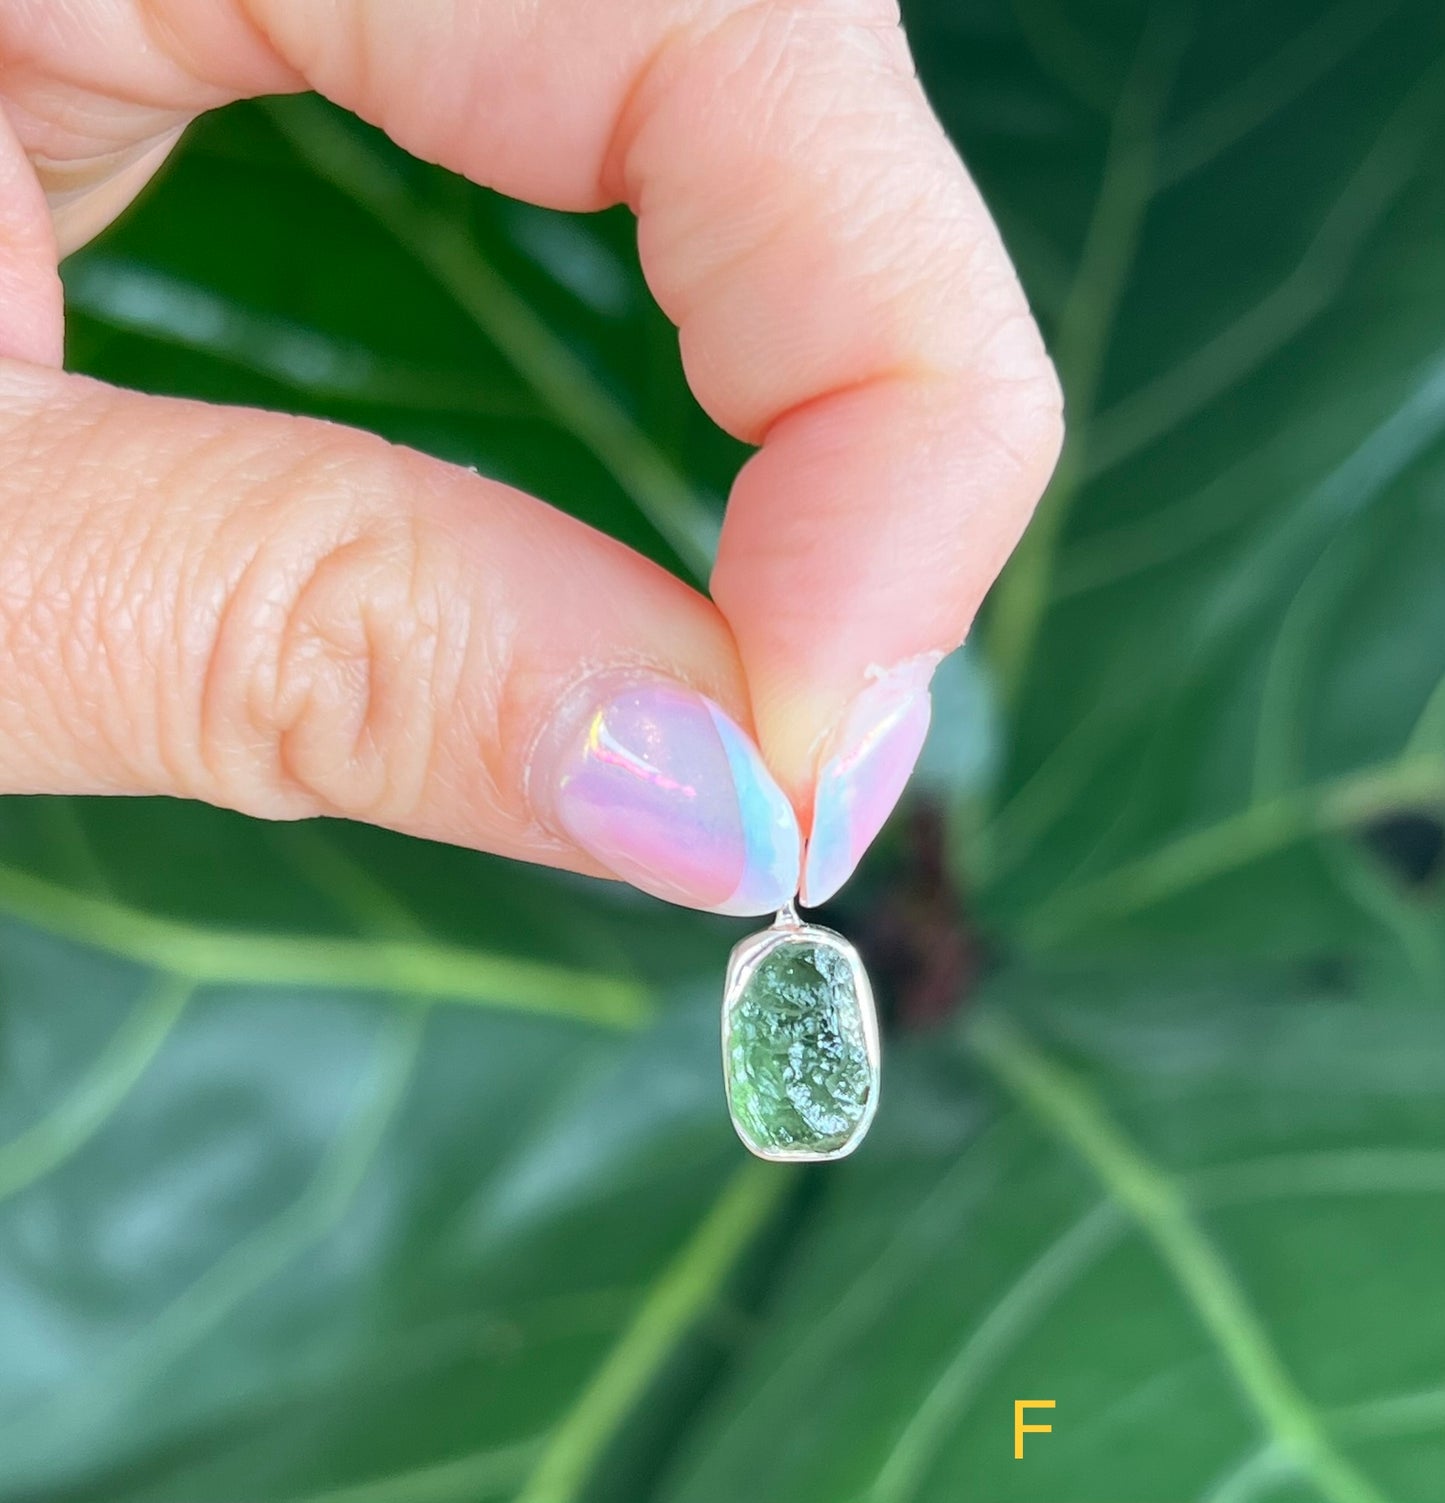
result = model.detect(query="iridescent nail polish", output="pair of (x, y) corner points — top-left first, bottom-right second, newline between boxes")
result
(801, 657), (937, 907)
(534, 675), (800, 916)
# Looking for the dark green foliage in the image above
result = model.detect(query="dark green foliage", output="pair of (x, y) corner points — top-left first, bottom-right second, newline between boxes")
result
(2, 1), (1443, 1499)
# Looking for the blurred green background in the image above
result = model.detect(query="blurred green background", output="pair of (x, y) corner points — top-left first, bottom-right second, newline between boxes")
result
(4, 0), (1445, 1499)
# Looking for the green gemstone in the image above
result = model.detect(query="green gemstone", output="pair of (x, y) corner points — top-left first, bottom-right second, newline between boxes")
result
(724, 934), (877, 1159)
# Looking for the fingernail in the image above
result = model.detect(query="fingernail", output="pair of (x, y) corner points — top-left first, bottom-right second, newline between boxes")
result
(532, 674), (801, 915)
(801, 656), (938, 907)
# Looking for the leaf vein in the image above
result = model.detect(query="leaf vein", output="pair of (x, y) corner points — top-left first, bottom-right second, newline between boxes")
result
(0, 861), (649, 1028)
(866, 1200), (1123, 1503)
(970, 1011), (1388, 1503)
(1022, 753), (1445, 943)
(515, 1160), (791, 1503)
(0, 975), (192, 1204)
(265, 97), (719, 580)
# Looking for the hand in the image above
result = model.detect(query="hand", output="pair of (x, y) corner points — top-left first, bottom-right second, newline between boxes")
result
(0, 0), (1062, 915)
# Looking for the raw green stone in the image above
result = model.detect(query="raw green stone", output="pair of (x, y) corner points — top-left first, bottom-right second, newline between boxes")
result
(726, 940), (873, 1156)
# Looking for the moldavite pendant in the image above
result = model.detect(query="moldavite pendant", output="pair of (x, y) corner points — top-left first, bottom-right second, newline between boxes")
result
(722, 904), (880, 1161)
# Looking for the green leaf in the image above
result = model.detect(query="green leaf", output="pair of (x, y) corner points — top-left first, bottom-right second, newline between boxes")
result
(957, 0), (1445, 960)
(665, 966), (1445, 1503)
(5, 1), (1445, 1500)
(0, 804), (785, 1503)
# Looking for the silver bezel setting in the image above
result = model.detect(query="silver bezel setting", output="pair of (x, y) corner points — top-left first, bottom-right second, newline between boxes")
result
(721, 911), (881, 1163)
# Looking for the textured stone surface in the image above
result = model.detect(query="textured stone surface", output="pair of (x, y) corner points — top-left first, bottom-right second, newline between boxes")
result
(725, 939), (873, 1156)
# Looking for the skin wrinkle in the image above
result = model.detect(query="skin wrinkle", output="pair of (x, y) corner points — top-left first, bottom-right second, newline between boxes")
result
(91, 417), (209, 796)
(159, 426), (360, 811)
(14, 92), (180, 152)
(477, 609), (536, 834)
(4, 499), (71, 785)
(156, 422), (272, 798)
(273, 533), (388, 816)
(605, 0), (878, 223)
(196, 512), (290, 807)
(238, 0), (480, 178)
(392, 507), (468, 831)
(62, 436), (139, 786)
(595, 9), (687, 209)
(377, 479), (506, 833)
(1, 14), (204, 163)
(1, 0), (271, 259)
(972, 356), (1070, 476)
(212, 447), (415, 820)
(141, 0), (299, 97)
(118, 490), (179, 791)
(190, 441), (460, 828)
(365, 1), (491, 172)
(105, 419), (203, 793)
(0, 110), (62, 360)
(24, 403), (135, 787)
(0, 541), (53, 782)
(618, 10), (816, 332)
(281, 522), (440, 822)
(63, 491), (121, 782)
(99, 417), (223, 798)
(36, 130), (181, 246)
(619, 0), (1044, 448)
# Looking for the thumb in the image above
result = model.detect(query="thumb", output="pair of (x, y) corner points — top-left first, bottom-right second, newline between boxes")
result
(618, 3), (1064, 906)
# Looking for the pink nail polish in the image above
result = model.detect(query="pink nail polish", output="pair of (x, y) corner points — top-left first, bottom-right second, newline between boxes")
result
(801, 657), (937, 907)
(533, 675), (800, 916)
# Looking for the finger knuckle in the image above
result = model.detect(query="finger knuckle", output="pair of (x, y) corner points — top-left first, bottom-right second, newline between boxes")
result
(201, 438), (461, 824)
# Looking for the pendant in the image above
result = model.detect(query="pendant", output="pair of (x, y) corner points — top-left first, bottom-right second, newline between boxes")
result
(722, 902), (880, 1161)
